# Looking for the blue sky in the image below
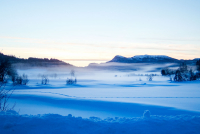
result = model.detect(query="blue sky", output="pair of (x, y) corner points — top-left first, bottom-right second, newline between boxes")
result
(0, 0), (200, 66)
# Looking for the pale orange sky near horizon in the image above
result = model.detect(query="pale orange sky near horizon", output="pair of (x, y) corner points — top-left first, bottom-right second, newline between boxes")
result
(1, 36), (199, 67)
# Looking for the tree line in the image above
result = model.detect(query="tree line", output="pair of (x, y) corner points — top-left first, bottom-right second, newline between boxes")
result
(161, 60), (200, 81)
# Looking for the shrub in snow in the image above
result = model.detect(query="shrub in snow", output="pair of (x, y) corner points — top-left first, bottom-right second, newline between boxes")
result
(66, 78), (77, 85)
(41, 75), (49, 85)
(146, 74), (154, 81)
(143, 110), (151, 118)
(12, 74), (29, 85)
(66, 70), (77, 85)
(51, 73), (57, 79)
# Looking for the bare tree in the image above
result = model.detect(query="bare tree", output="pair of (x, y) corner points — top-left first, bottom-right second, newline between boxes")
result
(0, 82), (16, 111)
(70, 70), (75, 78)
(22, 74), (29, 85)
(0, 57), (18, 111)
(53, 73), (57, 79)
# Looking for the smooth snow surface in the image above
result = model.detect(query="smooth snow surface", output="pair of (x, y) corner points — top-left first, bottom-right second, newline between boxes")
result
(9, 80), (200, 118)
(2, 65), (200, 133)
(7, 66), (200, 118)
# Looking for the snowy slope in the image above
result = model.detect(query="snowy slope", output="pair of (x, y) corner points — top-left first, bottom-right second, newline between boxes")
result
(109, 54), (179, 63)
(133, 55), (171, 59)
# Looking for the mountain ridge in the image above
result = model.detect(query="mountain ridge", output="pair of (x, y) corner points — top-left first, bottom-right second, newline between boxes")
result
(108, 54), (198, 64)
(0, 52), (72, 67)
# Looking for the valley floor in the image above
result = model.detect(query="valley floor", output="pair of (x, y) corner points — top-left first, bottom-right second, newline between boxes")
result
(1, 67), (200, 133)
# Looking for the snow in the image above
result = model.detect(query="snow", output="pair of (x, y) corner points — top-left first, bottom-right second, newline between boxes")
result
(0, 110), (200, 134)
(1, 64), (200, 133)
(115, 55), (126, 58)
(132, 55), (172, 59)
(114, 54), (172, 59)
(143, 110), (151, 118)
(8, 80), (200, 118)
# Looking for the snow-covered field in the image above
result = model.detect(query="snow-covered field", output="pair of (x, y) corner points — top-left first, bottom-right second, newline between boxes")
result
(1, 64), (200, 133)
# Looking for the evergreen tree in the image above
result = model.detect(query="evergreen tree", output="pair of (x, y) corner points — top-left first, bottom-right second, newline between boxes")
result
(0, 57), (17, 82)
(196, 59), (200, 72)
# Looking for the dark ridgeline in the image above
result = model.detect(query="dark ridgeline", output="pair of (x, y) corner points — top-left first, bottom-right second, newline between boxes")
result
(87, 55), (200, 71)
(108, 55), (199, 65)
(0, 52), (72, 67)
(1, 53), (199, 69)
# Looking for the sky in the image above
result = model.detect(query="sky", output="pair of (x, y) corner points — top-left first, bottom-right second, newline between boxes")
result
(0, 0), (200, 66)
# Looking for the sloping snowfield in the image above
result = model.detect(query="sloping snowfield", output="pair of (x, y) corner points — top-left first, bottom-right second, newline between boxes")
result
(1, 64), (200, 133)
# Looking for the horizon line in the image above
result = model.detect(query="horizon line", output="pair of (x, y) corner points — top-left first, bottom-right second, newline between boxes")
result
(63, 59), (110, 61)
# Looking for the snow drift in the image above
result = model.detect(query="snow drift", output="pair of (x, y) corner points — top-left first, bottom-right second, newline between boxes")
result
(0, 110), (200, 134)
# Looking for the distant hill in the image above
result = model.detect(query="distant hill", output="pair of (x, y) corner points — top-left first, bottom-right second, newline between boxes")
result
(108, 55), (198, 64)
(87, 55), (199, 71)
(0, 53), (72, 67)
